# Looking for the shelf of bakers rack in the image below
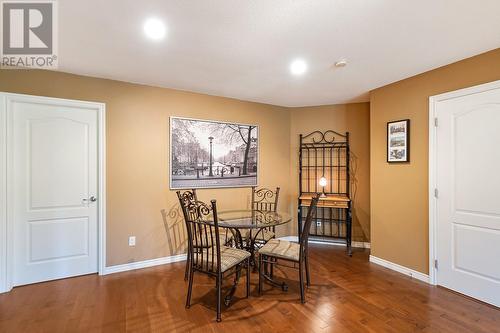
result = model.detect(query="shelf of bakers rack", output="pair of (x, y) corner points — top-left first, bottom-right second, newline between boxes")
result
(299, 193), (350, 209)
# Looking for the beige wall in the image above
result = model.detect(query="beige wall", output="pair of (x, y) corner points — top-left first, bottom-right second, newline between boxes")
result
(290, 103), (370, 242)
(0, 69), (292, 266)
(0, 69), (371, 267)
(370, 48), (500, 274)
(4, 47), (497, 272)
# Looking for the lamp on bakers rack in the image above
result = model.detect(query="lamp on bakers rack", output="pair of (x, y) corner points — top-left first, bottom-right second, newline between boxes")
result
(319, 144), (327, 198)
(319, 175), (327, 198)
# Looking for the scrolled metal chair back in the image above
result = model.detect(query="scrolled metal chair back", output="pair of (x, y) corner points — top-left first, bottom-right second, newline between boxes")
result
(251, 186), (280, 212)
(177, 189), (198, 221)
(182, 199), (222, 274)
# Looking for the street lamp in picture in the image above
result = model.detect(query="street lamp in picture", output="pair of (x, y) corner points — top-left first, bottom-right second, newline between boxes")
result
(208, 136), (214, 177)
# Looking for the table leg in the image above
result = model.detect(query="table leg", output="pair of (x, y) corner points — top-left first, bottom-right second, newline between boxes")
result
(249, 228), (271, 272)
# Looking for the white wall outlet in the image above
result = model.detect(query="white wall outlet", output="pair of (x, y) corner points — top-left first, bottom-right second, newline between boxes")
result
(128, 236), (136, 246)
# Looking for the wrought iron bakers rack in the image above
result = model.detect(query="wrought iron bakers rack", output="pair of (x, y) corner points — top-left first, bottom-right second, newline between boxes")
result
(298, 130), (352, 255)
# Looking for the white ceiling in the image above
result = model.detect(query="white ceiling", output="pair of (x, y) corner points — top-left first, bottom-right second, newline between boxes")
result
(59, 0), (500, 107)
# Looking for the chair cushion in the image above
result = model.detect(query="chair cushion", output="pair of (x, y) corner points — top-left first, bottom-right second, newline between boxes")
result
(244, 229), (275, 242)
(195, 246), (250, 272)
(258, 239), (300, 262)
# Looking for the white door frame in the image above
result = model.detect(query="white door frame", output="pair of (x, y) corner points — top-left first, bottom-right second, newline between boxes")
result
(428, 79), (500, 286)
(0, 92), (106, 293)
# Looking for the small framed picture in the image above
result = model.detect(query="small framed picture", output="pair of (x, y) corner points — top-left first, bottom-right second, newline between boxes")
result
(387, 119), (410, 163)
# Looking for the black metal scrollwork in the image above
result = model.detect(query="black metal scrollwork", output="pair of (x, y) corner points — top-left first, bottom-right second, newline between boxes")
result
(302, 130), (347, 144)
(179, 191), (196, 206)
(253, 210), (279, 225)
(254, 188), (276, 204)
(185, 200), (212, 221)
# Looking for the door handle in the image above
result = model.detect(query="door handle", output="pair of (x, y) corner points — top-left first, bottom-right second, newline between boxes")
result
(83, 196), (97, 204)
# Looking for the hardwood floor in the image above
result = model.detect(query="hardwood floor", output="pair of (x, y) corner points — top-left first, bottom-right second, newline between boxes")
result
(1, 244), (499, 332)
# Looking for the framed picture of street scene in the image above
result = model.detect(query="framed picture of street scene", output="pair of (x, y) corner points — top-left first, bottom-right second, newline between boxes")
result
(169, 117), (259, 189)
(387, 119), (410, 163)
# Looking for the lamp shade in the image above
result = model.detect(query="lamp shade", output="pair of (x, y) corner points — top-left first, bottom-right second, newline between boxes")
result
(319, 176), (327, 187)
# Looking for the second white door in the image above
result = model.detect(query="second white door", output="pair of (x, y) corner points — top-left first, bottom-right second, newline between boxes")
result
(434, 82), (500, 307)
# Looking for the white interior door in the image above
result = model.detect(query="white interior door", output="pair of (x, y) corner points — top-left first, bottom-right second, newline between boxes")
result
(435, 84), (500, 307)
(9, 95), (99, 286)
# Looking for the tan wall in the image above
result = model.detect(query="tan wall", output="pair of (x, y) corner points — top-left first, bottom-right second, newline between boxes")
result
(0, 69), (292, 266)
(290, 103), (370, 242)
(370, 48), (500, 274)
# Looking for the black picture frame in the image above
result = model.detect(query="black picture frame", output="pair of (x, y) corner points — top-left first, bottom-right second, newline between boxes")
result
(387, 119), (410, 163)
(169, 116), (259, 189)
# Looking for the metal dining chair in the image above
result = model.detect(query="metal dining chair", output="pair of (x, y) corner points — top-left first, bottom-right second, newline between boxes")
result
(177, 189), (233, 281)
(176, 189), (198, 281)
(258, 193), (320, 303)
(248, 186), (280, 243)
(180, 197), (251, 322)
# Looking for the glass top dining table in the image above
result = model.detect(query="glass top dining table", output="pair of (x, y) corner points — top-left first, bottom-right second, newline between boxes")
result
(207, 209), (292, 305)
(215, 209), (291, 229)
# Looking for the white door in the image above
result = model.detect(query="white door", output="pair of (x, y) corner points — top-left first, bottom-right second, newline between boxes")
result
(9, 95), (99, 286)
(435, 83), (500, 307)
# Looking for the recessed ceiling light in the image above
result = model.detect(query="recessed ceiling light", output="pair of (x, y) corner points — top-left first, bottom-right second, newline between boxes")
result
(290, 59), (308, 76)
(144, 18), (166, 40)
(334, 59), (348, 67)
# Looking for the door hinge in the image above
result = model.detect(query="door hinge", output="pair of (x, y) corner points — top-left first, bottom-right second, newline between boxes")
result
(434, 188), (438, 198)
(434, 117), (438, 127)
(434, 259), (438, 269)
